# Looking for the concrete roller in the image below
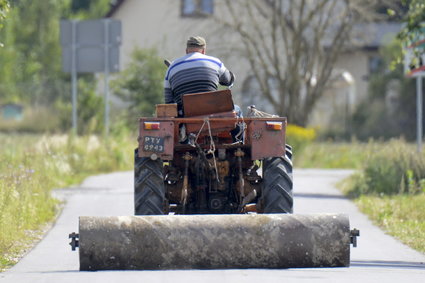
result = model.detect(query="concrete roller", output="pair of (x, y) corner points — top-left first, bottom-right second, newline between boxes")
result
(77, 213), (354, 270)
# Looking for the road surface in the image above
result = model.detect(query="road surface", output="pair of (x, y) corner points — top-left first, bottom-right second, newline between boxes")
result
(1, 169), (424, 283)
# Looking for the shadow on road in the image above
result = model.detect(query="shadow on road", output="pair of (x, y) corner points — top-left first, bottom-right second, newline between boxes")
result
(351, 260), (425, 270)
(294, 193), (348, 200)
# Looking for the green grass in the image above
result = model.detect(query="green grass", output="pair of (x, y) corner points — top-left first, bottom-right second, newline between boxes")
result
(294, 141), (370, 169)
(0, 133), (135, 271)
(2, 137), (424, 271)
(355, 194), (425, 253)
(296, 140), (425, 254)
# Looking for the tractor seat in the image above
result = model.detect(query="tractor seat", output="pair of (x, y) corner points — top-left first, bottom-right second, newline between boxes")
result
(182, 89), (235, 118)
(182, 89), (238, 134)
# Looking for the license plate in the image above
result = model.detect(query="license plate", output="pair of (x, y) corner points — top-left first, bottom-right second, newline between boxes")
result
(143, 136), (165, 153)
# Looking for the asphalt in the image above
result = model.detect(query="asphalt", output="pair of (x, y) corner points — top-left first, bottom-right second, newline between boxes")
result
(1, 169), (424, 283)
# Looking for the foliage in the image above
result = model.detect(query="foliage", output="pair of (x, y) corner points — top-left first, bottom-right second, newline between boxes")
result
(295, 141), (368, 169)
(0, 0), (8, 41)
(218, 0), (393, 126)
(340, 140), (425, 197)
(297, 140), (425, 194)
(67, 0), (111, 19)
(0, 79), (105, 134)
(0, 107), (62, 133)
(111, 48), (166, 124)
(393, 0), (425, 64)
(0, 0), (68, 104)
(295, 140), (425, 253)
(55, 78), (105, 135)
(0, 132), (135, 271)
(0, 0), (114, 133)
(286, 124), (316, 156)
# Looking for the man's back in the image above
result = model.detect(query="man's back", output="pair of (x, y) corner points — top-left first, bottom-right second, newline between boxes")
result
(165, 52), (224, 104)
(163, 36), (234, 115)
(164, 52), (232, 107)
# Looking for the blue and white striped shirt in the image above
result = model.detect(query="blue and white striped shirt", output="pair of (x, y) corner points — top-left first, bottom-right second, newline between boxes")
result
(164, 52), (233, 110)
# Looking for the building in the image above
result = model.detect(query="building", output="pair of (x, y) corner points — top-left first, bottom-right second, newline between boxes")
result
(107, 0), (401, 127)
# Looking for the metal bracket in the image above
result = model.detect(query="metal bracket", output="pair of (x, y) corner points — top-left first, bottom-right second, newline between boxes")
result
(69, 232), (79, 251)
(350, 229), (360, 247)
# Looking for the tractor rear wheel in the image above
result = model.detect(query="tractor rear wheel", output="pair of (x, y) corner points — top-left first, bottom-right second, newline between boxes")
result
(134, 149), (165, 215)
(261, 151), (293, 213)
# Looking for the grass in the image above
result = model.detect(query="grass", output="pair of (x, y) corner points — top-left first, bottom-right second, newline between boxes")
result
(2, 135), (424, 271)
(296, 140), (425, 254)
(355, 193), (425, 253)
(0, 132), (135, 271)
(294, 141), (377, 169)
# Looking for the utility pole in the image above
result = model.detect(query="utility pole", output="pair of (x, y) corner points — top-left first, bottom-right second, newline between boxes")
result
(417, 76), (423, 152)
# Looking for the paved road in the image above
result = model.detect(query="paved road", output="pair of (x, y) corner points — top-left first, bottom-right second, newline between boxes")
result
(1, 169), (424, 283)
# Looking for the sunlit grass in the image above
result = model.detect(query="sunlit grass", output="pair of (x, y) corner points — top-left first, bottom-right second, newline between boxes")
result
(0, 133), (135, 271)
(2, 135), (424, 271)
(302, 140), (425, 254)
(355, 193), (425, 253)
(294, 141), (373, 169)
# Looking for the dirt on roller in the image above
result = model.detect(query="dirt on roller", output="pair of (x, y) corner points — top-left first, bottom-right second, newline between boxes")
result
(78, 214), (351, 270)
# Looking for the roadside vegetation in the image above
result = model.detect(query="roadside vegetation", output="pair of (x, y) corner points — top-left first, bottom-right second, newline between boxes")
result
(295, 139), (425, 253)
(294, 141), (368, 169)
(286, 124), (316, 155)
(0, 131), (135, 271)
(0, 0), (423, 273)
(2, 128), (423, 272)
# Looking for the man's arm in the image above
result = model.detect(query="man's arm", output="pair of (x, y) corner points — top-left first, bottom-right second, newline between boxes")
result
(164, 79), (174, 104)
(218, 64), (235, 87)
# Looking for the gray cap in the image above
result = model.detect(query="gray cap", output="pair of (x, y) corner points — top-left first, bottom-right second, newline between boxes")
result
(187, 36), (206, 48)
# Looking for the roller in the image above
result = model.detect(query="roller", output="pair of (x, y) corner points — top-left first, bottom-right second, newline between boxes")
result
(70, 213), (359, 270)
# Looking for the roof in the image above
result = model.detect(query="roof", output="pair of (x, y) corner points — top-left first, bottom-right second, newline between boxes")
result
(106, 0), (126, 17)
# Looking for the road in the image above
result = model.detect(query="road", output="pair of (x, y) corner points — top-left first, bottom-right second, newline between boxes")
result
(1, 169), (424, 283)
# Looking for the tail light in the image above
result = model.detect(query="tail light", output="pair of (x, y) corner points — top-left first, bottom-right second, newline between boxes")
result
(266, 121), (282, 131)
(144, 122), (160, 130)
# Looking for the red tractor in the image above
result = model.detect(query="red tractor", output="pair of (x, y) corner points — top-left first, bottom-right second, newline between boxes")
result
(70, 89), (359, 271)
(134, 89), (293, 215)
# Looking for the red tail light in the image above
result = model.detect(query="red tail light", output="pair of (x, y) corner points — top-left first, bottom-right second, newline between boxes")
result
(144, 122), (160, 130)
(266, 121), (282, 131)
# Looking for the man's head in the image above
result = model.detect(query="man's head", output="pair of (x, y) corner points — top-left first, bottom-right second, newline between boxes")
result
(186, 36), (206, 54)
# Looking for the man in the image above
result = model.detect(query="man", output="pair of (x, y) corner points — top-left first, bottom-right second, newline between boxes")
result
(164, 36), (235, 115)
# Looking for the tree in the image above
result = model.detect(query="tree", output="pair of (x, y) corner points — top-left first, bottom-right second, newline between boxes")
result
(0, 0), (68, 104)
(111, 48), (166, 124)
(0, 0), (8, 37)
(217, 0), (394, 126)
(0, 0), (114, 133)
(397, 0), (425, 47)
(68, 0), (111, 19)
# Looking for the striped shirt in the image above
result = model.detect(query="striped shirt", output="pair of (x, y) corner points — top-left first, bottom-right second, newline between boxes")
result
(164, 52), (233, 111)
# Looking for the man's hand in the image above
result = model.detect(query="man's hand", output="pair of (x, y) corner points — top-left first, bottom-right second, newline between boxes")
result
(229, 71), (235, 85)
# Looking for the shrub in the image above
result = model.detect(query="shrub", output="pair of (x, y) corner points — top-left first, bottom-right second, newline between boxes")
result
(0, 106), (62, 133)
(286, 124), (316, 155)
(111, 48), (166, 126)
(344, 139), (425, 197)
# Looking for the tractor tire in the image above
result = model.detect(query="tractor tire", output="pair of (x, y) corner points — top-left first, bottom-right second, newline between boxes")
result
(134, 149), (165, 215)
(285, 144), (293, 161)
(261, 150), (293, 213)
